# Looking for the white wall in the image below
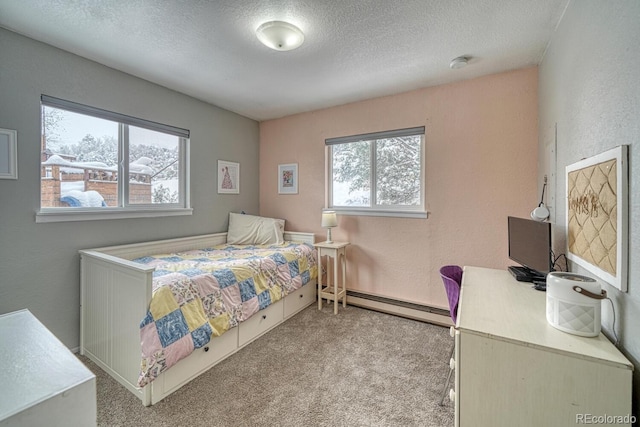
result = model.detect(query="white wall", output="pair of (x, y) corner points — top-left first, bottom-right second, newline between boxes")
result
(0, 28), (259, 348)
(538, 0), (640, 413)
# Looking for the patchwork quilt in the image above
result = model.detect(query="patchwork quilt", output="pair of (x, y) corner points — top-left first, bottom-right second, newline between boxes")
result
(133, 241), (318, 387)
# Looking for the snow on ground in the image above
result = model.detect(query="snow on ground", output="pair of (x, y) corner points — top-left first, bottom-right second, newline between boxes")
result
(59, 179), (178, 207)
(61, 190), (106, 207)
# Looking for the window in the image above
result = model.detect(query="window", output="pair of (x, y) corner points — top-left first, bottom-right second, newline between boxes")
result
(326, 126), (426, 218)
(38, 95), (191, 222)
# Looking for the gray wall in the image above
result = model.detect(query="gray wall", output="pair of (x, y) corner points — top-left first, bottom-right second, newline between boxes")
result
(0, 29), (259, 348)
(538, 0), (639, 414)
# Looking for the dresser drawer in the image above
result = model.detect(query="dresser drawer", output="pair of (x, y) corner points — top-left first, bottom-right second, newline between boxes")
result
(238, 299), (284, 346)
(284, 284), (316, 318)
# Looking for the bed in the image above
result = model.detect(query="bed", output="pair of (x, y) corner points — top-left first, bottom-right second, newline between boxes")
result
(79, 214), (318, 406)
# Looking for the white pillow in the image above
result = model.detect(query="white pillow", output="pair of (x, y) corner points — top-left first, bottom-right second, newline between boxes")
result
(226, 213), (285, 245)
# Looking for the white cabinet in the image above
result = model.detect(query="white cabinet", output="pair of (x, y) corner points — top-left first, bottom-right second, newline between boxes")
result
(455, 267), (633, 427)
(0, 309), (96, 427)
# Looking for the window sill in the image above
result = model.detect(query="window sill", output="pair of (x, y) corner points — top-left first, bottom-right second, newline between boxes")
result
(330, 208), (428, 219)
(35, 207), (193, 223)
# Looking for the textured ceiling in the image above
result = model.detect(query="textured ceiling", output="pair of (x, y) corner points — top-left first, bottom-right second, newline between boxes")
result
(0, 0), (569, 121)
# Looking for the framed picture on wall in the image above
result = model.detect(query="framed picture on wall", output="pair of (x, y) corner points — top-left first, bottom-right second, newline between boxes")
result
(278, 163), (298, 194)
(218, 160), (239, 194)
(565, 145), (628, 291)
(0, 128), (18, 180)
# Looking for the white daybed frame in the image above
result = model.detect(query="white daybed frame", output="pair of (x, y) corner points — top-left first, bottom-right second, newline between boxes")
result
(79, 231), (316, 406)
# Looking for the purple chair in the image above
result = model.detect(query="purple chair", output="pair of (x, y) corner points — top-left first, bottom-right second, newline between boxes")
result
(440, 265), (463, 325)
(439, 265), (462, 405)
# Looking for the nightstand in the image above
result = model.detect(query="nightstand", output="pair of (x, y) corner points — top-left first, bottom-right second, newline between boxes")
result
(315, 241), (349, 314)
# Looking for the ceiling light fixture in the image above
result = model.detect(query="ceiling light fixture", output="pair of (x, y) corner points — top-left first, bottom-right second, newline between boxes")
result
(256, 21), (304, 51)
(449, 56), (469, 69)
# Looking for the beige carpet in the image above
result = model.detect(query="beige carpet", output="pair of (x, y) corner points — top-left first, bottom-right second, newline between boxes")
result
(80, 304), (455, 427)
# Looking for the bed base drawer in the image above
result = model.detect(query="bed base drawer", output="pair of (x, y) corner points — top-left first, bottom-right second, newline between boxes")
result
(284, 284), (316, 318)
(152, 326), (238, 402)
(238, 299), (284, 347)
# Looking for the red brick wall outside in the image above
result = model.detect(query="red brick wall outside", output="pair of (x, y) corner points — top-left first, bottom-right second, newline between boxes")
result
(41, 179), (62, 207)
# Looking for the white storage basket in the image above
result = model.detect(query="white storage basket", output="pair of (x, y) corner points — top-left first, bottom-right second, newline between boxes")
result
(545, 272), (606, 337)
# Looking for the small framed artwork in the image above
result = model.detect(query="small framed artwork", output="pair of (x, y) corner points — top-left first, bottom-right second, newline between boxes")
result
(218, 160), (239, 194)
(278, 163), (298, 194)
(566, 145), (628, 291)
(0, 128), (18, 180)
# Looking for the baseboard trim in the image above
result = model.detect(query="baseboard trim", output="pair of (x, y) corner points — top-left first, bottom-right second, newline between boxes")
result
(345, 291), (453, 327)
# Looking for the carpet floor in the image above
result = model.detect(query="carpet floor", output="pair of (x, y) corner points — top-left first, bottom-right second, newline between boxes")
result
(80, 304), (455, 426)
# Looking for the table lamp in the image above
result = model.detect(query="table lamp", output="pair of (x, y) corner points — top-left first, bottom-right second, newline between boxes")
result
(321, 211), (338, 243)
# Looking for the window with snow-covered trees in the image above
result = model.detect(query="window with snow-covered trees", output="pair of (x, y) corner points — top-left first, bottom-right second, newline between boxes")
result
(38, 95), (190, 222)
(326, 127), (426, 218)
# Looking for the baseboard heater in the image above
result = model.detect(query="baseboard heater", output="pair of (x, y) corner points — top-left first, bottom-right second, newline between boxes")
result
(345, 290), (452, 327)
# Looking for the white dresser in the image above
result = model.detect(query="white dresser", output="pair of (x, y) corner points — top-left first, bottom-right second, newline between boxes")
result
(454, 267), (633, 427)
(0, 309), (96, 426)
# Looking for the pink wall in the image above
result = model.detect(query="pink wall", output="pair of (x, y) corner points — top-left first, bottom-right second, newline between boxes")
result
(259, 68), (538, 310)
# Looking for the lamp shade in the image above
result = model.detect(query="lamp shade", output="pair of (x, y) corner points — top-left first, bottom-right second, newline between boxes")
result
(321, 211), (338, 228)
(256, 21), (304, 51)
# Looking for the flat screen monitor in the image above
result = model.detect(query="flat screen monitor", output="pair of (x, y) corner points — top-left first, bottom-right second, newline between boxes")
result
(508, 216), (553, 276)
